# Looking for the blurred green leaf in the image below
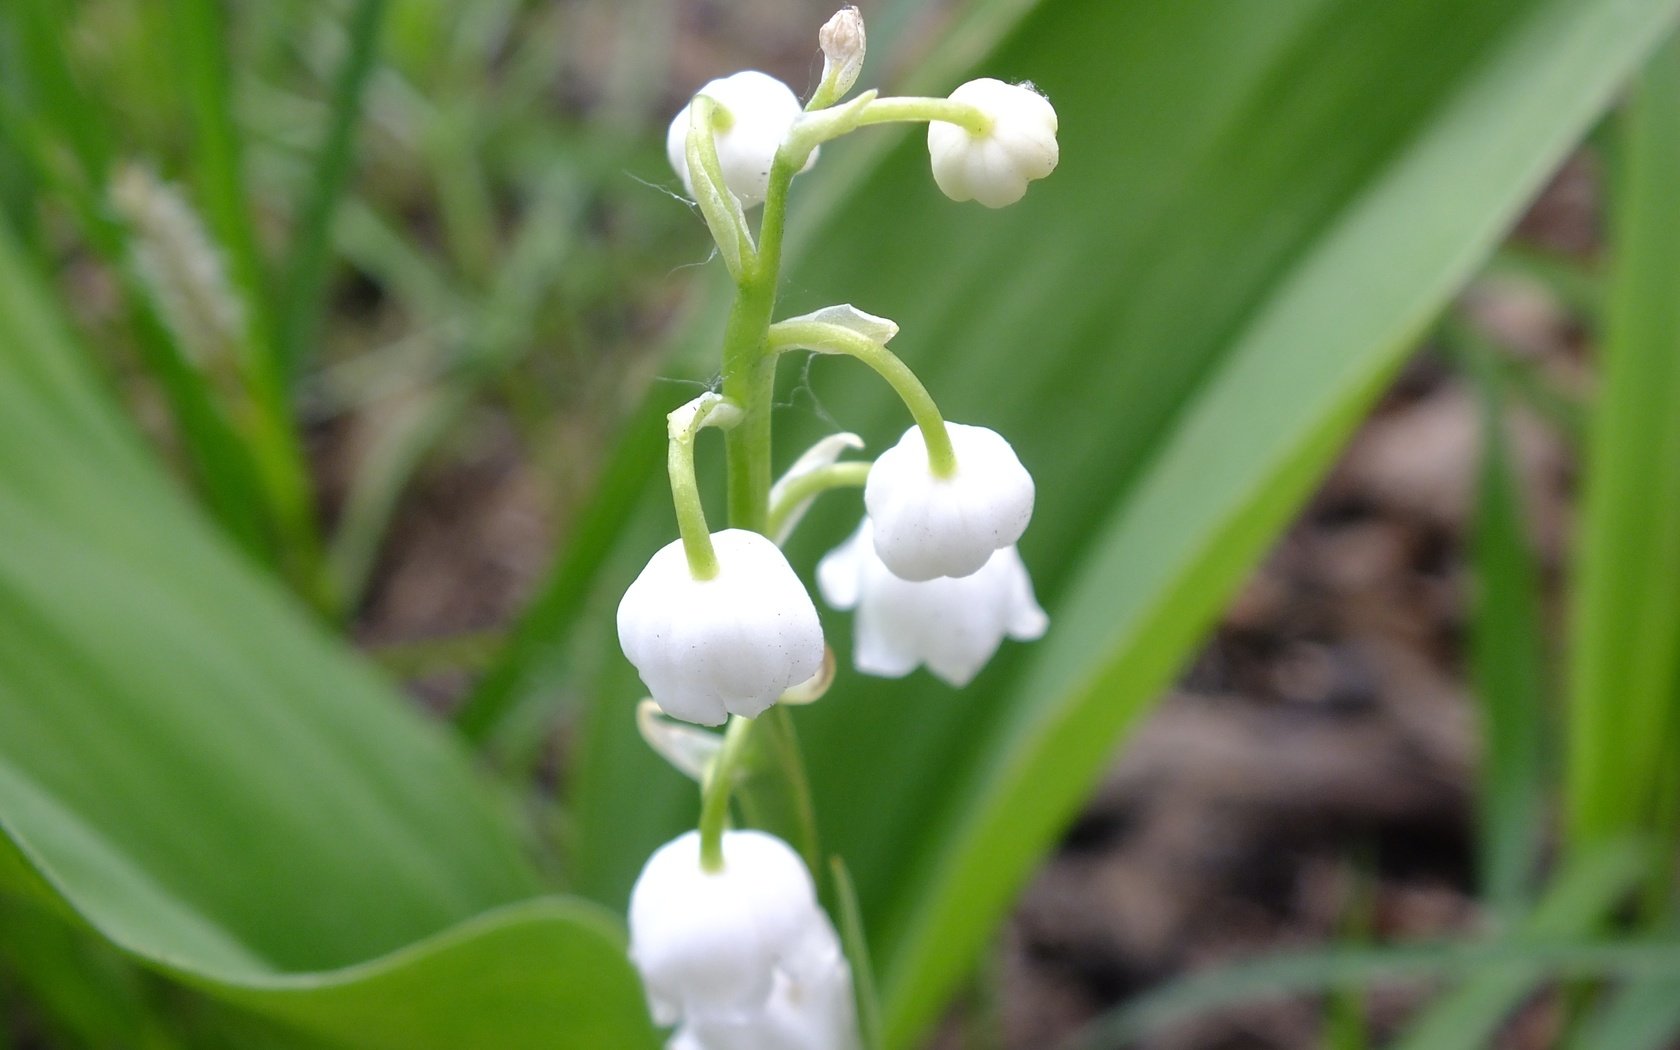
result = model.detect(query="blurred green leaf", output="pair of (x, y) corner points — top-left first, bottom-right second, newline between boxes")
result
(1462, 333), (1550, 917)
(1564, 31), (1680, 860)
(1389, 842), (1645, 1050)
(1061, 847), (1646, 1050)
(563, 1), (1680, 1046)
(1570, 964), (1680, 1050)
(1065, 935), (1680, 1050)
(0, 223), (655, 1047)
(276, 0), (388, 380)
(1554, 37), (1680, 1050)
(0, 898), (175, 1050)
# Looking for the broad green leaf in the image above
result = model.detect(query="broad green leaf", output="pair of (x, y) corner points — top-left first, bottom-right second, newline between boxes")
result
(1564, 31), (1680, 854)
(0, 225), (655, 1047)
(564, 1), (1680, 1046)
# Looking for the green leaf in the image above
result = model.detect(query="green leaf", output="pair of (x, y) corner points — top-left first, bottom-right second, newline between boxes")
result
(1564, 32), (1680, 856)
(1061, 846), (1646, 1050)
(1460, 327), (1550, 917)
(0, 223), (655, 1047)
(276, 0), (388, 380)
(1389, 843), (1645, 1050)
(0, 897), (176, 1050)
(563, 1), (1680, 1046)
(1063, 935), (1680, 1050)
(1570, 968), (1680, 1050)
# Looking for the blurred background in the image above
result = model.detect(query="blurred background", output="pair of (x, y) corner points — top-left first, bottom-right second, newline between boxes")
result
(2, 0), (1674, 1048)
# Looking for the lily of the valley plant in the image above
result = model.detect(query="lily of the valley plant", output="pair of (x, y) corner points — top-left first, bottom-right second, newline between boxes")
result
(617, 9), (1058, 1045)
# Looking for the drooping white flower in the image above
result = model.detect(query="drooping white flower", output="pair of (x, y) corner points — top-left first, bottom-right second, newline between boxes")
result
(818, 519), (1047, 687)
(667, 71), (819, 208)
(618, 529), (824, 726)
(669, 930), (859, 1050)
(926, 78), (1058, 208)
(629, 830), (860, 1050)
(864, 422), (1034, 581)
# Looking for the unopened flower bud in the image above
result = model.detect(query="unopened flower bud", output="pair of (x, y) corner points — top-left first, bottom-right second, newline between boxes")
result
(818, 7), (866, 101)
(667, 71), (818, 208)
(927, 78), (1058, 208)
(819, 519), (1047, 686)
(618, 529), (824, 725)
(864, 423), (1034, 581)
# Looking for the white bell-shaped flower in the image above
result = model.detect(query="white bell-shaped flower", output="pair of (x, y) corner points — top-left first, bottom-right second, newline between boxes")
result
(926, 78), (1058, 208)
(669, 922), (859, 1050)
(618, 529), (824, 726)
(629, 830), (856, 1043)
(667, 71), (818, 208)
(864, 422), (1034, 581)
(819, 519), (1047, 687)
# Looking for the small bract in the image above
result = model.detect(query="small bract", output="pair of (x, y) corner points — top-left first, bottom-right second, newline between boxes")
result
(927, 78), (1059, 208)
(629, 830), (857, 1048)
(667, 71), (818, 208)
(617, 528), (823, 725)
(865, 422), (1034, 581)
(819, 519), (1047, 686)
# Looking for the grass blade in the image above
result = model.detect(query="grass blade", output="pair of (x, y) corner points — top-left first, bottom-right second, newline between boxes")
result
(1062, 847), (1646, 1050)
(1563, 35), (1680, 858)
(1388, 843), (1646, 1050)
(276, 0), (388, 379)
(1461, 327), (1550, 917)
(1570, 967), (1680, 1050)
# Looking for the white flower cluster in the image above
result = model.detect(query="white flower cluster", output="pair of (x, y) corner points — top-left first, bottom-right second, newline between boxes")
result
(618, 14), (1061, 1045)
(630, 831), (860, 1050)
(618, 421), (1046, 714)
(819, 424), (1046, 686)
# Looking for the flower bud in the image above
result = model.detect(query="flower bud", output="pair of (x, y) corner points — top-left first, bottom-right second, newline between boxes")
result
(629, 830), (858, 1048)
(927, 78), (1058, 208)
(817, 7), (867, 101)
(667, 71), (818, 208)
(864, 423), (1034, 581)
(618, 529), (824, 725)
(819, 519), (1047, 686)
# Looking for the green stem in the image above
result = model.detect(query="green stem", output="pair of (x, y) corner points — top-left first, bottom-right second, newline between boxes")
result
(766, 461), (870, 539)
(668, 437), (716, 578)
(767, 319), (956, 476)
(721, 154), (797, 531)
(666, 394), (737, 580)
(765, 706), (823, 868)
(699, 715), (756, 871)
(857, 96), (991, 136)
